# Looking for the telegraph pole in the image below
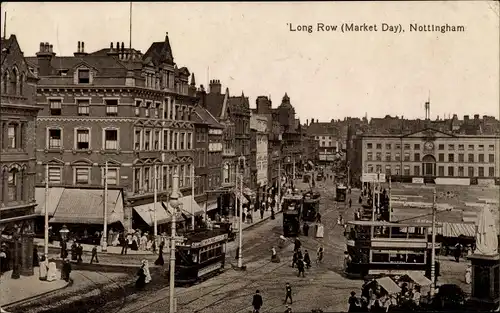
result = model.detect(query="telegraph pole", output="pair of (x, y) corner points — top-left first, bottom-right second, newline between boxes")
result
(237, 156), (245, 268)
(169, 172), (180, 313)
(191, 165), (195, 230)
(154, 166), (158, 239)
(388, 175), (392, 222)
(277, 157), (282, 211)
(102, 161), (108, 252)
(44, 164), (49, 259)
(430, 188), (437, 297)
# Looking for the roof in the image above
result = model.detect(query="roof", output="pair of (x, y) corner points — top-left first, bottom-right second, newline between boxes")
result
(194, 105), (224, 128)
(228, 95), (250, 114)
(142, 33), (174, 66)
(25, 55), (128, 77)
(1, 35), (38, 80)
(347, 220), (434, 228)
(205, 93), (226, 119)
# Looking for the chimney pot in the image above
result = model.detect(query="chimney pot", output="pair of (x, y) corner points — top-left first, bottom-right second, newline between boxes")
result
(78, 41), (81, 53)
(116, 42), (120, 52)
(81, 42), (85, 52)
(474, 114), (479, 120)
(110, 42), (113, 50)
(39, 42), (44, 52)
(49, 44), (53, 53)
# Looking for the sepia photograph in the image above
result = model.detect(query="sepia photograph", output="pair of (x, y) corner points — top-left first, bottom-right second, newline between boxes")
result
(0, 1), (499, 313)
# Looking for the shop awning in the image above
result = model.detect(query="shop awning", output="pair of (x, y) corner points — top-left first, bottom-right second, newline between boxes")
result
(50, 189), (124, 225)
(133, 203), (170, 226)
(439, 222), (476, 238)
(233, 189), (249, 204)
(35, 187), (65, 216)
(406, 271), (432, 287)
(178, 195), (204, 216)
(206, 200), (218, 212)
(376, 277), (401, 295)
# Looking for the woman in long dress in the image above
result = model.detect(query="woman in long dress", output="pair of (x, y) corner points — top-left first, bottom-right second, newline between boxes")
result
(142, 260), (152, 284)
(155, 240), (165, 266)
(135, 262), (146, 290)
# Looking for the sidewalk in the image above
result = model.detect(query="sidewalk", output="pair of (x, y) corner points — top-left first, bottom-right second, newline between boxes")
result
(1, 269), (68, 307)
(33, 238), (154, 255)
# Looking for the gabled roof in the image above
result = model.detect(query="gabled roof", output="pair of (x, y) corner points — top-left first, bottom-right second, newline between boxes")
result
(402, 127), (457, 138)
(228, 95), (250, 113)
(143, 33), (174, 66)
(306, 122), (340, 136)
(25, 55), (128, 75)
(1, 35), (38, 80)
(205, 90), (227, 120)
(194, 105), (224, 129)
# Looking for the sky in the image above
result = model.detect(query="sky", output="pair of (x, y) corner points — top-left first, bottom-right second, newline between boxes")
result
(2, 1), (499, 121)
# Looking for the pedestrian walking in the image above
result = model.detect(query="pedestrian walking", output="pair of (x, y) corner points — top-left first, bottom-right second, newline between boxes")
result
(155, 240), (165, 266)
(348, 291), (360, 312)
(454, 242), (462, 262)
(292, 251), (298, 268)
(316, 212), (322, 223)
(303, 223), (309, 237)
(120, 233), (129, 255)
(260, 208), (264, 219)
(76, 243), (83, 263)
(252, 290), (263, 313)
(358, 195), (362, 204)
(465, 265), (472, 284)
(316, 246), (324, 264)
(284, 283), (293, 304)
(293, 238), (301, 252)
(349, 198), (352, 208)
(304, 250), (311, 269)
(297, 259), (305, 277)
(135, 261), (147, 290)
(71, 242), (77, 261)
(61, 259), (72, 282)
(297, 249), (303, 261)
(90, 245), (99, 264)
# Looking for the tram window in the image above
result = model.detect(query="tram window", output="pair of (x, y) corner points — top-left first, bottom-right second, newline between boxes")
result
(373, 226), (389, 238)
(391, 227), (406, 238)
(407, 228), (426, 239)
(372, 252), (390, 263)
(200, 247), (208, 263)
(407, 252), (425, 264)
(389, 253), (407, 263)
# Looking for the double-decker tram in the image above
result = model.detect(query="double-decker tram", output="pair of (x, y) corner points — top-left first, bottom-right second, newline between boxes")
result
(282, 194), (303, 237)
(336, 184), (347, 202)
(344, 220), (439, 279)
(302, 191), (320, 222)
(174, 229), (228, 286)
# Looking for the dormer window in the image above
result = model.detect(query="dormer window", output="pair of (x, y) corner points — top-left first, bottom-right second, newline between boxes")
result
(59, 70), (69, 76)
(78, 69), (90, 84)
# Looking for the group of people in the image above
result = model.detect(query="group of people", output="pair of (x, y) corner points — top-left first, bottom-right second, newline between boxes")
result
(119, 230), (162, 255)
(251, 283), (295, 313)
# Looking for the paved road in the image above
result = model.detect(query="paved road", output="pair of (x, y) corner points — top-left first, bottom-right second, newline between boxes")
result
(108, 179), (364, 313)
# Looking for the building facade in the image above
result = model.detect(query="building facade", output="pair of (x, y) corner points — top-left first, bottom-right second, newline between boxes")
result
(278, 93), (302, 178)
(228, 92), (251, 182)
(27, 36), (196, 230)
(306, 119), (345, 164)
(361, 128), (500, 182)
(250, 112), (268, 191)
(1, 35), (41, 278)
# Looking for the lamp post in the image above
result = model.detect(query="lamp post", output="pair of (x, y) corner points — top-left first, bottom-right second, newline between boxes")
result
(11, 224), (21, 279)
(237, 155), (246, 269)
(169, 172), (183, 313)
(59, 224), (69, 259)
(44, 164), (50, 260)
(102, 161), (108, 252)
(430, 188), (437, 297)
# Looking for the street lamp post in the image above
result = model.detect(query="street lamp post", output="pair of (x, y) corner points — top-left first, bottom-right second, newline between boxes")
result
(430, 188), (437, 297)
(59, 225), (69, 259)
(169, 172), (182, 313)
(44, 164), (50, 260)
(237, 155), (245, 269)
(154, 165), (158, 240)
(102, 161), (108, 252)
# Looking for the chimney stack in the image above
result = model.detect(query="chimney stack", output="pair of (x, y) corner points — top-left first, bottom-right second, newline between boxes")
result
(36, 41), (56, 76)
(474, 114), (479, 120)
(110, 42), (113, 50)
(74, 41), (88, 57)
(78, 41), (81, 53)
(209, 79), (222, 94)
(306, 119), (308, 126)
(464, 115), (469, 123)
(81, 42), (85, 52)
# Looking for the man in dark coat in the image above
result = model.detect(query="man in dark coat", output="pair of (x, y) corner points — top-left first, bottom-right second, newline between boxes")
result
(252, 290), (263, 313)
(297, 259), (305, 277)
(76, 243), (83, 264)
(61, 259), (72, 282)
(284, 283), (293, 304)
(303, 223), (310, 237)
(303, 250), (311, 269)
(292, 251), (298, 268)
(293, 238), (301, 252)
(348, 291), (359, 312)
(90, 245), (99, 264)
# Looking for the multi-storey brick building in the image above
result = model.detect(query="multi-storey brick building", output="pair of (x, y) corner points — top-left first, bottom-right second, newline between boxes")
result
(305, 119), (345, 165)
(27, 35), (197, 231)
(228, 91), (251, 184)
(1, 34), (41, 278)
(277, 93), (302, 179)
(250, 112), (268, 191)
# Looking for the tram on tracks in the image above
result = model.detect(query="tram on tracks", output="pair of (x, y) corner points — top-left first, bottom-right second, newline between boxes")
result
(174, 228), (228, 286)
(282, 194), (303, 237)
(336, 184), (347, 202)
(344, 220), (440, 279)
(302, 191), (320, 222)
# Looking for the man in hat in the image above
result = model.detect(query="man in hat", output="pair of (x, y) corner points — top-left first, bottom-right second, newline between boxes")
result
(252, 290), (263, 313)
(284, 282), (293, 304)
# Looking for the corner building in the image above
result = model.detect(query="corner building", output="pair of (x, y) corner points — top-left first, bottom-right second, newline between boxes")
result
(27, 35), (196, 232)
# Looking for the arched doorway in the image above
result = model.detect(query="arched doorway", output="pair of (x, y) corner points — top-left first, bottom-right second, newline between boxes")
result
(422, 155), (436, 176)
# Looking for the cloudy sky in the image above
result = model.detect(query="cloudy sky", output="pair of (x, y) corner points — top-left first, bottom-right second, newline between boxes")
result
(2, 1), (499, 121)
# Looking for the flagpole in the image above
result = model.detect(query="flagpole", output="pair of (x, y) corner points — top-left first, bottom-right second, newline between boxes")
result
(129, 2), (132, 50)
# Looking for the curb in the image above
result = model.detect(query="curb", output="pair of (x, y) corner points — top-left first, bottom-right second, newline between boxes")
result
(35, 245), (154, 257)
(4, 278), (73, 309)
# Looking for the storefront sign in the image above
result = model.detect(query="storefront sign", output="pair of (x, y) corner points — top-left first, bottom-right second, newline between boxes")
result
(198, 261), (222, 277)
(412, 177), (424, 184)
(191, 234), (228, 248)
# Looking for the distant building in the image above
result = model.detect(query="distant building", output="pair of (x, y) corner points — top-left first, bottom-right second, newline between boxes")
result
(1, 34), (41, 277)
(277, 93), (302, 179)
(27, 35), (197, 231)
(305, 119), (346, 165)
(250, 112), (268, 191)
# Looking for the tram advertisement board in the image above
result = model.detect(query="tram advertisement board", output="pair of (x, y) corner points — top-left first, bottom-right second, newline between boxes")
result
(191, 234), (228, 248)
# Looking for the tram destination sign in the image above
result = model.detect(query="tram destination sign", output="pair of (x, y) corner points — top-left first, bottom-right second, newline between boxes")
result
(362, 173), (386, 183)
(191, 233), (228, 248)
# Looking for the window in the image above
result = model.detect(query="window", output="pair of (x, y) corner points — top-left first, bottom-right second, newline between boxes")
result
(376, 152), (381, 161)
(395, 152), (401, 161)
(105, 99), (118, 116)
(414, 144), (420, 150)
(50, 99), (62, 115)
(48, 129), (62, 149)
(489, 145), (495, 151)
(154, 131), (160, 150)
(135, 100), (142, 116)
(376, 143), (382, 149)
(78, 69), (90, 84)
(162, 166), (168, 190)
(385, 165), (391, 175)
(468, 154), (474, 163)
(438, 144), (444, 150)
(48, 166), (62, 184)
(478, 167), (484, 177)
(75, 168), (90, 184)
(468, 144), (474, 151)
(438, 166), (444, 176)
(489, 154), (495, 163)
(367, 143), (372, 149)
(414, 165), (420, 176)
(404, 144), (410, 150)
(459, 154), (464, 162)
(448, 166), (454, 176)
(170, 131), (175, 150)
(414, 153), (420, 162)
(163, 130), (168, 150)
(7, 124), (17, 148)
(468, 166), (474, 177)
(186, 164), (191, 185)
(367, 152), (373, 161)
(489, 167), (495, 177)
(144, 130), (151, 150)
(134, 168), (141, 193)
(367, 164), (373, 173)
(478, 145), (484, 151)
(385, 144), (391, 150)
(404, 152), (410, 161)
(104, 129), (118, 150)
(479, 154), (484, 163)
(7, 169), (18, 201)
(187, 133), (192, 150)
(134, 130), (141, 150)
(438, 153), (444, 162)
(77, 99), (90, 115)
(76, 129), (90, 150)
(385, 153), (391, 161)
(180, 132), (185, 150)
(179, 165), (185, 186)
(448, 154), (454, 162)
(395, 144), (401, 150)
(459, 144), (464, 151)
(173, 132), (178, 150)
(403, 165), (410, 176)
(448, 144), (455, 150)
(458, 166), (464, 177)
(144, 167), (150, 191)
(104, 168), (118, 185)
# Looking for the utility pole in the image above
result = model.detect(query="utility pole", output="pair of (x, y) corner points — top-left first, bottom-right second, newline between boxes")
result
(237, 155), (245, 268)
(102, 161), (108, 252)
(430, 188), (437, 297)
(277, 157), (282, 211)
(377, 170), (381, 216)
(154, 165), (158, 239)
(44, 164), (49, 259)
(292, 156), (296, 182)
(388, 175), (392, 222)
(191, 165), (195, 230)
(347, 162), (351, 189)
(371, 180), (376, 221)
(169, 172), (180, 313)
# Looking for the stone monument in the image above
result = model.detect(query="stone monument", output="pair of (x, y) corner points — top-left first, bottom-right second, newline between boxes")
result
(468, 205), (500, 311)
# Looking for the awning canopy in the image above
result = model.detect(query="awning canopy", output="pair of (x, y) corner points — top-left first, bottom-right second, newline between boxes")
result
(243, 187), (255, 198)
(233, 189), (249, 204)
(199, 200), (218, 213)
(406, 271), (433, 287)
(440, 222), (476, 238)
(35, 187), (65, 216)
(133, 203), (170, 226)
(178, 195), (203, 216)
(376, 277), (401, 295)
(50, 189), (124, 225)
